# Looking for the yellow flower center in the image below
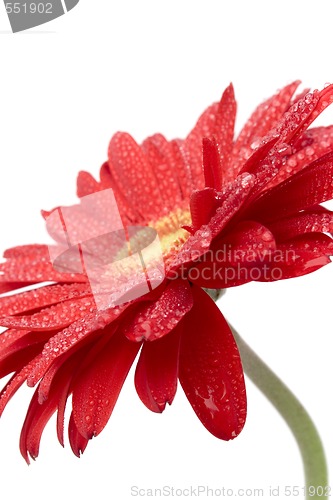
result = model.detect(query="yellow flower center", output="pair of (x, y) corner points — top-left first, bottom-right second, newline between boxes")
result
(149, 206), (191, 258)
(113, 204), (191, 268)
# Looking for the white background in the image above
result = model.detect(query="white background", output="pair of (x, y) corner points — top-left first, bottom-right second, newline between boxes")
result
(0, 1), (332, 499)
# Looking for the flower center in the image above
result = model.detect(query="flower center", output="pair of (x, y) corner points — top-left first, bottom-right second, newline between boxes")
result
(112, 205), (191, 271)
(149, 205), (191, 258)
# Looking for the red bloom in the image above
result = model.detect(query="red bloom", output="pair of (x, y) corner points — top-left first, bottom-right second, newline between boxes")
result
(1, 82), (333, 461)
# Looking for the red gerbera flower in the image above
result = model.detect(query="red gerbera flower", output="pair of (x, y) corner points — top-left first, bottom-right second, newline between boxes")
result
(1, 81), (333, 462)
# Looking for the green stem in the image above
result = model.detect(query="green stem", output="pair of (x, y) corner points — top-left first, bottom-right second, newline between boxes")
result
(229, 324), (328, 500)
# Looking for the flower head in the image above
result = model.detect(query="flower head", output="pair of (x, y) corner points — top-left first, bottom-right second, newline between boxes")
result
(1, 82), (333, 461)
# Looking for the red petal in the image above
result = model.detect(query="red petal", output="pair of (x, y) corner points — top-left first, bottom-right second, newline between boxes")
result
(1, 243), (85, 287)
(141, 134), (185, 209)
(167, 173), (255, 273)
(56, 335), (114, 447)
(185, 102), (219, 186)
(179, 285), (246, 440)
(123, 280), (193, 342)
(189, 188), (219, 232)
(169, 139), (194, 200)
(267, 125), (333, 189)
(202, 173), (256, 240)
(239, 136), (279, 176)
(108, 132), (165, 220)
(3, 244), (49, 259)
(0, 297), (97, 331)
(0, 257), (87, 284)
(99, 162), (139, 224)
(216, 220), (276, 265)
(37, 332), (107, 405)
(19, 349), (83, 462)
(142, 138), (194, 201)
(268, 210), (333, 242)
(232, 81), (300, 171)
(187, 222), (275, 288)
(68, 413), (89, 457)
(0, 345), (44, 381)
(255, 233), (333, 281)
(72, 330), (141, 439)
(0, 283), (91, 318)
(290, 87), (311, 106)
(187, 233), (332, 287)
(135, 326), (181, 412)
(0, 330), (52, 378)
(44, 192), (128, 263)
(185, 84), (237, 187)
(248, 144), (293, 197)
(279, 84), (333, 145)
(214, 84), (237, 182)
(20, 395), (50, 461)
(0, 328), (28, 351)
(76, 171), (101, 198)
(0, 354), (42, 417)
(203, 137), (222, 190)
(27, 305), (128, 387)
(247, 151), (333, 222)
(0, 282), (32, 294)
